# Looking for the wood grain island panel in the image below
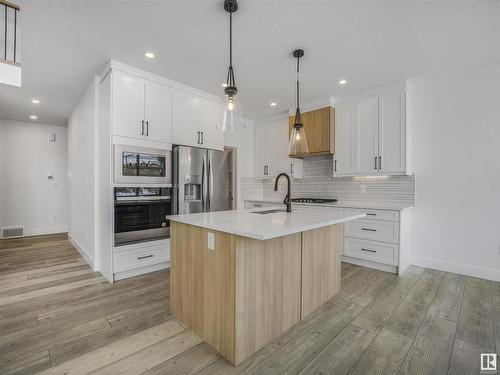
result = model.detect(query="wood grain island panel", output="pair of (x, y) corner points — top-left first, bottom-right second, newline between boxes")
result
(170, 221), (342, 365)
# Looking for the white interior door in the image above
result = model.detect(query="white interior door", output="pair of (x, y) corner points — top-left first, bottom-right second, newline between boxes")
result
(112, 71), (145, 140)
(199, 100), (224, 151)
(355, 98), (379, 174)
(144, 82), (172, 144)
(334, 103), (357, 175)
(172, 91), (200, 147)
(378, 90), (406, 174)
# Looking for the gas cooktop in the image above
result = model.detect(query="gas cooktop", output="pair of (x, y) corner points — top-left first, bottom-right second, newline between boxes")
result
(290, 198), (338, 204)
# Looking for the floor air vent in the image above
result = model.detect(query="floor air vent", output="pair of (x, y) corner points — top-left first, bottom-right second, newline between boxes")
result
(1, 226), (24, 239)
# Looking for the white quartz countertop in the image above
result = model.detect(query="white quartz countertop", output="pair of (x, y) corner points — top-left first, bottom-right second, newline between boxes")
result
(167, 207), (366, 240)
(245, 199), (414, 211)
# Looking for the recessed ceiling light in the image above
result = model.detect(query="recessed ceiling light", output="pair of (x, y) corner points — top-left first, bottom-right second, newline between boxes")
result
(30, 115), (38, 120)
(145, 52), (155, 59)
(270, 102), (278, 107)
(338, 79), (347, 85)
(221, 83), (228, 87)
(31, 99), (40, 104)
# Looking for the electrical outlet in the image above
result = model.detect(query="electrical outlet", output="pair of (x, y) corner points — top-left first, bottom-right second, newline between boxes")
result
(360, 184), (366, 193)
(208, 232), (215, 250)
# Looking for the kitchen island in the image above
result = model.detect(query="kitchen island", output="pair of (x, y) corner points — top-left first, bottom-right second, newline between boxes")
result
(168, 206), (365, 365)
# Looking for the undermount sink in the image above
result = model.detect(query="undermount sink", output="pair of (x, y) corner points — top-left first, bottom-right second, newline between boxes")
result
(251, 209), (287, 214)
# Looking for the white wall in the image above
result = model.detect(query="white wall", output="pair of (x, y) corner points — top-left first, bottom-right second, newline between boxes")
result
(67, 78), (97, 266)
(407, 64), (500, 281)
(0, 119), (69, 236)
(223, 119), (255, 209)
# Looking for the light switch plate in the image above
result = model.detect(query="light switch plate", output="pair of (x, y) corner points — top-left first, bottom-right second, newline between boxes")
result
(208, 232), (215, 250)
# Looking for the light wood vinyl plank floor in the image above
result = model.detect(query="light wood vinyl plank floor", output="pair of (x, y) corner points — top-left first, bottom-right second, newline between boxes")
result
(0, 233), (496, 375)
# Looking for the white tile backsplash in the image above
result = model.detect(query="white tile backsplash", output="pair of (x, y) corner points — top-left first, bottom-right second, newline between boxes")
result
(242, 155), (415, 207)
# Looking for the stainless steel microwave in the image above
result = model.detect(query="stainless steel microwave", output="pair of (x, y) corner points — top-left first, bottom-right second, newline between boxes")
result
(114, 144), (172, 185)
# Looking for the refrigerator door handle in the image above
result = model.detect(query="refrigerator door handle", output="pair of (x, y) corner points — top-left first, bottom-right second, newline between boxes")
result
(207, 156), (211, 211)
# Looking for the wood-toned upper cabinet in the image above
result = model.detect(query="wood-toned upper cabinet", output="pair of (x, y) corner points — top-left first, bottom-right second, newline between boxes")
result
(378, 91), (406, 174)
(288, 107), (335, 157)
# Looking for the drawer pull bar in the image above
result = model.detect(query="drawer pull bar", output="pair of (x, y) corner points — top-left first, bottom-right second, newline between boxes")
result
(137, 255), (153, 260)
(366, 213), (377, 216)
(361, 228), (377, 232)
(361, 248), (377, 253)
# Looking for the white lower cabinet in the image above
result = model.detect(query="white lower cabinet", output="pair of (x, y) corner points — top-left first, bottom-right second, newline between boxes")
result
(113, 239), (170, 280)
(342, 208), (401, 272)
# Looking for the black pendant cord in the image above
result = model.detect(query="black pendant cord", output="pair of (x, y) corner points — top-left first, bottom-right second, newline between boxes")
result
(295, 53), (302, 125)
(226, 12), (236, 88)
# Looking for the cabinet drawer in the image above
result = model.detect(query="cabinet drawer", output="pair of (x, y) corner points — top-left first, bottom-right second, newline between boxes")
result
(343, 219), (399, 243)
(114, 244), (170, 273)
(344, 237), (398, 266)
(244, 201), (279, 209)
(343, 208), (399, 222)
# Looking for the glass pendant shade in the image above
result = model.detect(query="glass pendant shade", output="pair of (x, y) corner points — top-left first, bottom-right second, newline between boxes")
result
(222, 91), (243, 131)
(289, 123), (309, 155)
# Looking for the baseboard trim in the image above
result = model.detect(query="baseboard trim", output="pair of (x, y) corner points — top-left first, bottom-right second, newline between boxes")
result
(342, 255), (398, 274)
(68, 233), (95, 270)
(114, 262), (170, 281)
(23, 227), (69, 237)
(411, 256), (500, 282)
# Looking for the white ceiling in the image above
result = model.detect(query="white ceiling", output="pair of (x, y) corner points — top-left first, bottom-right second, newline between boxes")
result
(1, 0), (499, 126)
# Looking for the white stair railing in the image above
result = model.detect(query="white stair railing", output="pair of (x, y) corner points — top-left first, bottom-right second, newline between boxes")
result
(0, 0), (21, 87)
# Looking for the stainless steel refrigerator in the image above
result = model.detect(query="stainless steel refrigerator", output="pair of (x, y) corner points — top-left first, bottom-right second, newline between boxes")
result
(172, 146), (231, 215)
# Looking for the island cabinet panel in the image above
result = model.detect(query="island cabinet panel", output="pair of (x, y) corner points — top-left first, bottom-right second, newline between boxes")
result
(170, 222), (236, 363)
(301, 224), (342, 318)
(234, 234), (302, 365)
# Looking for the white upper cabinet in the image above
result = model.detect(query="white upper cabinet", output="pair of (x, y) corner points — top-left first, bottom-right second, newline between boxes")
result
(172, 91), (200, 147)
(172, 92), (224, 151)
(145, 82), (172, 144)
(255, 117), (303, 179)
(356, 98), (379, 174)
(378, 91), (406, 174)
(199, 100), (224, 151)
(112, 71), (145, 140)
(334, 89), (407, 176)
(112, 71), (173, 144)
(334, 103), (356, 175)
(255, 124), (271, 178)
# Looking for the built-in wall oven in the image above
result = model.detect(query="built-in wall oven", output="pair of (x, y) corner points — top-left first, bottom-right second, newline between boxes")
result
(114, 187), (171, 246)
(114, 144), (172, 185)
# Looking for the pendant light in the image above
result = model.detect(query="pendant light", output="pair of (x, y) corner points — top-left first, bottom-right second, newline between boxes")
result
(288, 49), (309, 156)
(222, 0), (243, 131)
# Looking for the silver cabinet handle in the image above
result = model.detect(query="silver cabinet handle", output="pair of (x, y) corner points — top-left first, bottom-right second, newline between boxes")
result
(254, 204), (262, 207)
(197, 131), (200, 144)
(141, 120), (145, 136)
(146, 121), (149, 136)
(361, 248), (377, 253)
(290, 163), (294, 174)
(378, 156), (382, 170)
(366, 213), (377, 216)
(137, 254), (153, 260)
(334, 160), (337, 172)
(374, 156), (377, 170)
(361, 228), (377, 232)
(201, 131), (204, 144)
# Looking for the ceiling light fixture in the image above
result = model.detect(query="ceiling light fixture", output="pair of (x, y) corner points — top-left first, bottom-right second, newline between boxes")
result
(30, 115), (37, 120)
(31, 99), (40, 104)
(144, 52), (155, 59)
(270, 102), (277, 107)
(288, 49), (309, 156)
(338, 79), (347, 85)
(221, 0), (243, 132)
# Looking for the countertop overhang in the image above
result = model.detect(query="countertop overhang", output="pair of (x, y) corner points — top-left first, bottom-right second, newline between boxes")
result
(167, 207), (366, 240)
